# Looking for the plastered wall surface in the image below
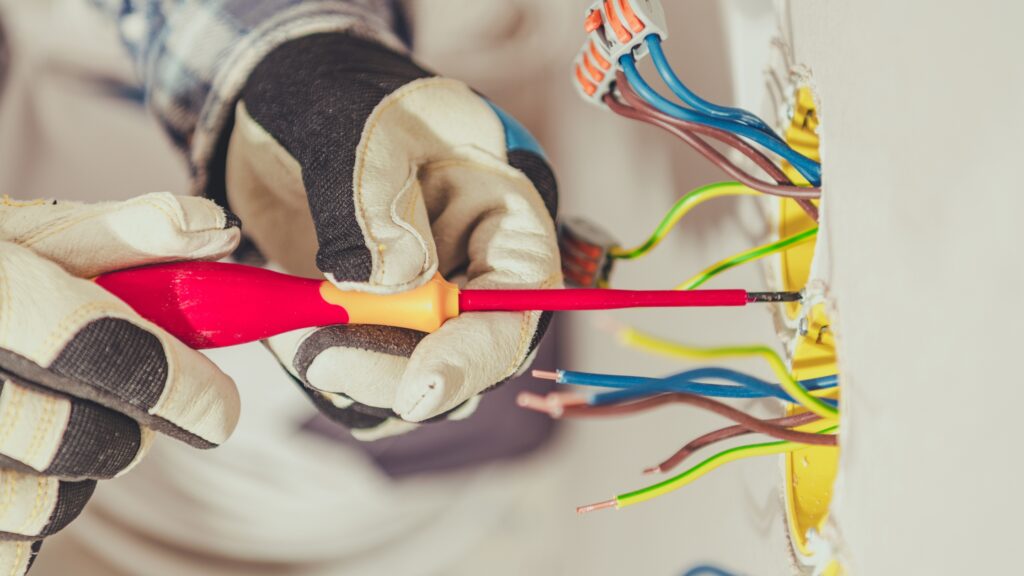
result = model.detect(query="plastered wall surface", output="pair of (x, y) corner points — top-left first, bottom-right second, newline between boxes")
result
(787, 2), (1024, 573)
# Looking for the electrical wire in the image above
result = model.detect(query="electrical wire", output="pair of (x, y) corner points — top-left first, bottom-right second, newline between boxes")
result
(675, 227), (818, 290)
(607, 89), (819, 202)
(589, 370), (836, 407)
(541, 368), (837, 406)
(649, 412), (821, 474)
(602, 102), (821, 289)
(683, 565), (739, 576)
(646, 35), (773, 134)
(609, 182), (760, 260)
(611, 76), (820, 220)
(618, 328), (839, 420)
(527, 392), (836, 447)
(619, 55), (822, 186)
(577, 424), (838, 514)
(616, 76), (814, 194)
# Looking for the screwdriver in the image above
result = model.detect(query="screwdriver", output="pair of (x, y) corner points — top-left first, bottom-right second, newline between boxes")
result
(95, 261), (801, 349)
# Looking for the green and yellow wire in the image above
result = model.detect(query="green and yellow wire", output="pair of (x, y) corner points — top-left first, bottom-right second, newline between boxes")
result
(608, 180), (816, 289)
(676, 227), (818, 290)
(610, 182), (760, 260)
(579, 424), (838, 513)
(592, 181), (838, 513)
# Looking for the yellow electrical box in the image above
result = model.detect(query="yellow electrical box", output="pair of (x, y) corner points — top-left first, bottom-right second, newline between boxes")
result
(779, 87), (842, 573)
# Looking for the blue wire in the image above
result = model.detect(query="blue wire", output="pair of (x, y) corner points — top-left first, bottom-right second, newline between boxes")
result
(682, 566), (737, 576)
(597, 368), (790, 403)
(646, 35), (773, 133)
(592, 371), (838, 407)
(619, 54), (822, 186)
(558, 368), (838, 407)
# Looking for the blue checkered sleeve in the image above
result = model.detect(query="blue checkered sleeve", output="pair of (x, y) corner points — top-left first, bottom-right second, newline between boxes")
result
(88, 0), (409, 197)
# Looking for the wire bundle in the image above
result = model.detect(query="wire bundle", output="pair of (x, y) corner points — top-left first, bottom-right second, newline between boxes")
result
(604, 180), (819, 290)
(546, 18), (839, 516)
(603, 34), (821, 222)
(522, 329), (839, 513)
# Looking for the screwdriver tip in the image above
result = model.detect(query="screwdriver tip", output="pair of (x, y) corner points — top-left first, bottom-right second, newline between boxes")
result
(746, 291), (803, 303)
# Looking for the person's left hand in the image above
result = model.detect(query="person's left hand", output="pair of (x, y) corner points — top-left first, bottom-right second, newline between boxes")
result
(225, 33), (561, 439)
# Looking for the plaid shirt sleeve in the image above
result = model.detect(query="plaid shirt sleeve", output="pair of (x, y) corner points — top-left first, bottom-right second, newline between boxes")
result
(88, 0), (409, 197)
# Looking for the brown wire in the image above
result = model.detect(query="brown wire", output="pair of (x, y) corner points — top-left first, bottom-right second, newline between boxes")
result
(612, 74), (819, 197)
(609, 94), (819, 221)
(615, 74), (815, 194)
(649, 411), (822, 474)
(560, 392), (836, 447)
(608, 73), (820, 220)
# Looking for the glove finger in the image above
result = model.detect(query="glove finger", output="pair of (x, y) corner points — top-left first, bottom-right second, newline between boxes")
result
(269, 324), (418, 439)
(296, 386), (418, 442)
(265, 328), (410, 438)
(0, 242), (240, 448)
(0, 469), (95, 540)
(394, 159), (560, 421)
(0, 192), (241, 277)
(272, 324), (422, 409)
(0, 541), (42, 576)
(269, 326), (476, 439)
(0, 374), (150, 480)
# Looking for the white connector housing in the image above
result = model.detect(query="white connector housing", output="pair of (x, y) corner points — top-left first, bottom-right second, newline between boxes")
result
(572, 0), (668, 106)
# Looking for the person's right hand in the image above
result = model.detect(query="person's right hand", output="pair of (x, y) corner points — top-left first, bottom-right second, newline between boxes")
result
(0, 193), (242, 574)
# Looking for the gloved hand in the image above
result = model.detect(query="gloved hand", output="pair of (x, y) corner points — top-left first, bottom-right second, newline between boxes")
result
(0, 193), (241, 574)
(225, 33), (561, 439)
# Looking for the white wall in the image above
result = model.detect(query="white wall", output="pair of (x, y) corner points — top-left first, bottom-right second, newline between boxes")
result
(786, 1), (1024, 574)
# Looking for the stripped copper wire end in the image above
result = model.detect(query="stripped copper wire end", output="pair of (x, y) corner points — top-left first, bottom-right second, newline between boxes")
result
(591, 314), (628, 336)
(577, 499), (617, 515)
(516, 391), (586, 418)
(531, 369), (560, 381)
(642, 465), (662, 475)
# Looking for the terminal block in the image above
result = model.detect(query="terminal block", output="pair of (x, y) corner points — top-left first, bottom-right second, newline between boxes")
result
(573, 0), (668, 105)
(558, 216), (619, 288)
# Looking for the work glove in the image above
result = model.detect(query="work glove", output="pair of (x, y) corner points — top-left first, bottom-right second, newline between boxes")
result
(225, 33), (561, 439)
(0, 193), (241, 574)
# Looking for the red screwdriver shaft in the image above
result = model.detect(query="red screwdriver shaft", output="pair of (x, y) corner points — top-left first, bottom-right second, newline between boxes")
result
(458, 288), (749, 311)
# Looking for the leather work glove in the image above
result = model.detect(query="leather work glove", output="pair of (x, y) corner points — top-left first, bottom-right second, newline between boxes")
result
(0, 193), (241, 574)
(226, 33), (561, 439)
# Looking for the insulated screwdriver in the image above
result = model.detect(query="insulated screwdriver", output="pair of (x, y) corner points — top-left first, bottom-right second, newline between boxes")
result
(95, 261), (801, 349)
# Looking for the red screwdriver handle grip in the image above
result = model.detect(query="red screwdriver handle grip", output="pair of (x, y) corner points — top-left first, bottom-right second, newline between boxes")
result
(96, 262), (349, 349)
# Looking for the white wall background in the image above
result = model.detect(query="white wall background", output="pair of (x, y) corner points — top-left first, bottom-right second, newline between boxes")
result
(786, 1), (1024, 574)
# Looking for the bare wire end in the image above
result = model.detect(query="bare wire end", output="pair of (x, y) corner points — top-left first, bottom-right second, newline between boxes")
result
(517, 391), (587, 418)
(577, 499), (617, 515)
(531, 369), (559, 381)
(642, 465), (661, 475)
(592, 314), (628, 335)
(516, 392), (550, 412)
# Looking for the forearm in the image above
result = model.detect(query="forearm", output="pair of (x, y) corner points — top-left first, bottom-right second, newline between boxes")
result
(88, 0), (410, 198)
